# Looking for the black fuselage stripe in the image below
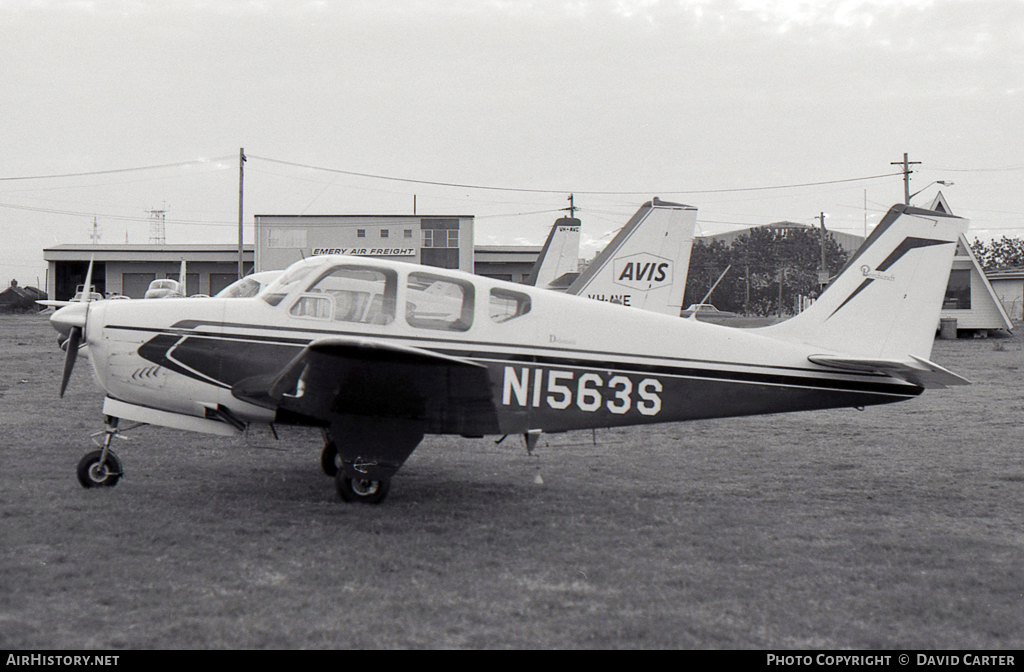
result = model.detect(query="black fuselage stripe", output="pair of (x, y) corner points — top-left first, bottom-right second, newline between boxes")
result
(112, 324), (919, 398)
(108, 321), (895, 381)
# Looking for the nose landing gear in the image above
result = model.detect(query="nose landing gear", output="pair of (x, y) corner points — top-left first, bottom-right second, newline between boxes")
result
(76, 416), (144, 489)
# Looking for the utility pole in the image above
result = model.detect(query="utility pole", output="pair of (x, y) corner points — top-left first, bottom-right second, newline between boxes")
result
(890, 152), (921, 205)
(238, 148), (246, 279)
(818, 212), (828, 288)
(89, 217), (101, 244)
(567, 194), (576, 218)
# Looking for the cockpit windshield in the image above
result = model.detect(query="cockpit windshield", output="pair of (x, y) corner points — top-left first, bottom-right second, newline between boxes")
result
(261, 262), (319, 306)
(216, 271), (284, 299)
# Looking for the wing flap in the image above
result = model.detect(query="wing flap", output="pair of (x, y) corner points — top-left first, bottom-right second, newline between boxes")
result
(808, 354), (971, 389)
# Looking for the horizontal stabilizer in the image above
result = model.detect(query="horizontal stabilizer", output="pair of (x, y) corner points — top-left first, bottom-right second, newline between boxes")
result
(808, 354), (971, 389)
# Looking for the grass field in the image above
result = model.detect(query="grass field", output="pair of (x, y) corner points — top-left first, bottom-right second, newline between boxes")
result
(1, 312), (1022, 649)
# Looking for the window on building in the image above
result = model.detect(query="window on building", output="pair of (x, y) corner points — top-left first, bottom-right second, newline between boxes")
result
(421, 219), (460, 248)
(420, 218), (462, 269)
(405, 272), (474, 331)
(268, 229), (308, 248)
(357, 229), (366, 238)
(943, 269), (971, 310)
(489, 288), (531, 323)
(404, 229), (413, 239)
(381, 229), (389, 238)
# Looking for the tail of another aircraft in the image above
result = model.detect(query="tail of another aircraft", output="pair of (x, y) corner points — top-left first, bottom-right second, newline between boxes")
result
(526, 217), (581, 289)
(755, 204), (969, 376)
(566, 198), (697, 316)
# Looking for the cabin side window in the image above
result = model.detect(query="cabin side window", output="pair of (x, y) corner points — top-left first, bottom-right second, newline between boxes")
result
(290, 295), (332, 320)
(298, 266), (397, 324)
(405, 272), (474, 331)
(489, 288), (531, 323)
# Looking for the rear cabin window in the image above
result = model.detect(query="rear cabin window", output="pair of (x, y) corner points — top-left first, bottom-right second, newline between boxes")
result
(290, 266), (396, 324)
(405, 272), (474, 331)
(489, 288), (531, 323)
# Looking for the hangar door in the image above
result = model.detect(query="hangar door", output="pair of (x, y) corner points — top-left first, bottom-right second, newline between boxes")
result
(122, 273), (156, 299)
(210, 273), (238, 296)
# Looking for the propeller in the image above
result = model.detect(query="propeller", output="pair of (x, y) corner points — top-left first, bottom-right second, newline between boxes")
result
(54, 256), (94, 397)
(59, 324), (82, 397)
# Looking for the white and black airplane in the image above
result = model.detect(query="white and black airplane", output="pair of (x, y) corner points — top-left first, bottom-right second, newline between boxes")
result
(49, 203), (968, 504)
(526, 198), (697, 317)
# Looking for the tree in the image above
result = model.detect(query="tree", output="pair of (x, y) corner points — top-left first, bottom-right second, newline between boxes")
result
(970, 236), (1024, 270)
(683, 227), (848, 316)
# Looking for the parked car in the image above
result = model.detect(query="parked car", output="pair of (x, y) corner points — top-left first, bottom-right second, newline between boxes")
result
(680, 303), (738, 318)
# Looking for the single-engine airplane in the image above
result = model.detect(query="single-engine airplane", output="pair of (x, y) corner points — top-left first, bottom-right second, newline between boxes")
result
(49, 203), (968, 504)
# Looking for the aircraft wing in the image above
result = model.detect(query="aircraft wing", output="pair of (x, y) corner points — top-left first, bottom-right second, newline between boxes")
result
(808, 354), (971, 389)
(232, 336), (500, 435)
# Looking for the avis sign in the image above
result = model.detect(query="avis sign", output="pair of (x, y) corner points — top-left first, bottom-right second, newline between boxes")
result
(613, 253), (672, 291)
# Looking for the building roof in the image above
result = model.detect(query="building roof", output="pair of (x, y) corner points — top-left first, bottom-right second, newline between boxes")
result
(43, 244), (254, 263)
(986, 266), (1024, 281)
(255, 214), (474, 220)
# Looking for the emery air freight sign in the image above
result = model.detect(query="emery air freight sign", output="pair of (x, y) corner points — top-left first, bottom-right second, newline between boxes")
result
(311, 248), (416, 256)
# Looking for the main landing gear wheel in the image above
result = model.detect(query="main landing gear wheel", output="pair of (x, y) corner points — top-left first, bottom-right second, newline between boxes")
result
(77, 449), (123, 488)
(321, 442), (340, 476)
(336, 472), (390, 504)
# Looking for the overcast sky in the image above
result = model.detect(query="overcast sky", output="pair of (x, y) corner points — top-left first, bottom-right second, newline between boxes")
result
(2, 0), (1022, 286)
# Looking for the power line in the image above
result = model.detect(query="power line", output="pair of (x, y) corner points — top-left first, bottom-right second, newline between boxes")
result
(929, 163), (1024, 173)
(0, 200), (236, 226)
(0, 156), (236, 182)
(249, 154), (903, 196)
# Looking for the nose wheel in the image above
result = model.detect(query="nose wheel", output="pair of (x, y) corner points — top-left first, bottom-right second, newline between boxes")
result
(77, 449), (123, 488)
(76, 415), (142, 489)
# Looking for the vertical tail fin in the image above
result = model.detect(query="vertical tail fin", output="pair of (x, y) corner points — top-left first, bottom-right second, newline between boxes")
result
(755, 204), (968, 361)
(566, 198), (697, 316)
(526, 217), (581, 289)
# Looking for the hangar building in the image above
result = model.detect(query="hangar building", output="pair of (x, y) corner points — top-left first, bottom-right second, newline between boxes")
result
(42, 244), (254, 300)
(473, 245), (543, 283)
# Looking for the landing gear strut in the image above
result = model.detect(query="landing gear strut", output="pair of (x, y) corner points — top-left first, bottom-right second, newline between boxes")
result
(320, 429), (340, 477)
